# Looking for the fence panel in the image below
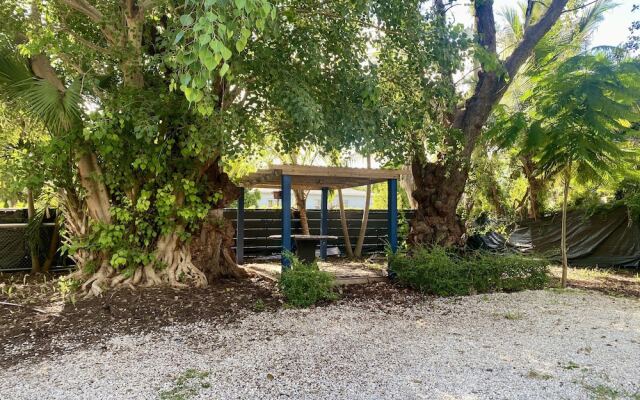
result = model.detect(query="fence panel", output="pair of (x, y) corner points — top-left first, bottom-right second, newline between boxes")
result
(0, 208), (413, 271)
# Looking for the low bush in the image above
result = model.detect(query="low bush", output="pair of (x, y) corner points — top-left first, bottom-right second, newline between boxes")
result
(279, 254), (337, 307)
(389, 246), (549, 296)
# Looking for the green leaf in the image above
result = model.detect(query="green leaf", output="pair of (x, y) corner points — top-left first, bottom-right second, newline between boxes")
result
(179, 14), (194, 26)
(205, 11), (218, 21)
(209, 39), (222, 52)
(198, 33), (211, 45)
(173, 31), (185, 45)
(183, 86), (194, 101)
(235, 38), (247, 52)
(220, 45), (232, 61)
(219, 62), (230, 77)
(179, 72), (191, 86)
(235, 0), (246, 9)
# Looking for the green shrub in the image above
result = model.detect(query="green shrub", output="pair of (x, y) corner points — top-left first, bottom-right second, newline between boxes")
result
(279, 254), (337, 307)
(390, 246), (549, 296)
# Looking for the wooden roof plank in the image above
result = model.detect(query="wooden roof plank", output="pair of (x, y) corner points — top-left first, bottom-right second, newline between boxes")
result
(238, 164), (403, 190)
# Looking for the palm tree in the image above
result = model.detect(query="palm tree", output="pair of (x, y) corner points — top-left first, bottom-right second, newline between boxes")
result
(534, 52), (640, 287)
(0, 47), (82, 273)
(490, 0), (617, 220)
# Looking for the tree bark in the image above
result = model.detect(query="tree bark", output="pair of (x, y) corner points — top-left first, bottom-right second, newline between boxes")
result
(338, 189), (354, 258)
(409, 159), (467, 247)
(409, 0), (569, 247)
(77, 152), (111, 224)
(561, 166), (570, 288)
(122, 0), (145, 88)
(42, 218), (60, 273)
(190, 159), (247, 279)
(26, 188), (41, 274)
(294, 189), (310, 235)
(399, 164), (417, 209)
(521, 155), (543, 220)
(354, 156), (372, 257)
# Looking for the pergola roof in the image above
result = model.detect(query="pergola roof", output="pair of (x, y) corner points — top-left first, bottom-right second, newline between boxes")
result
(239, 165), (403, 190)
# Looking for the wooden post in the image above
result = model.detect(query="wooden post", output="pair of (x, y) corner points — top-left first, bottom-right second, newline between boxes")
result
(387, 179), (398, 254)
(320, 187), (329, 260)
(281, 174), (292, 269)
(236, 187), (245, 265)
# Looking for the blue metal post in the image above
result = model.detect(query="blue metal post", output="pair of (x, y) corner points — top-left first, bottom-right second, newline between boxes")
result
(281, 175), (292, 269)
(320, 187), (329, 260)
(387, 179), (398, 254)
(236, 187), (245, 265)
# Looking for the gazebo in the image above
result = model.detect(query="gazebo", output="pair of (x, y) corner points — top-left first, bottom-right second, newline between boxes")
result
(237, 165), (403, 269)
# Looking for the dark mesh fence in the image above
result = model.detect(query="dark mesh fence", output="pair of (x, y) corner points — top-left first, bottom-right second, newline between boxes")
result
(0, 209), (67, 272)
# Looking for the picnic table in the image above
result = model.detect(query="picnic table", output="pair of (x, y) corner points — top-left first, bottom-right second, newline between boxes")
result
(269, 234), (338, 263)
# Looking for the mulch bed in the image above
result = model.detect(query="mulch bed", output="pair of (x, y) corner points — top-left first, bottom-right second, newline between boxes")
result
(0, 275), (280, 368)
(0, 273), (422, 368)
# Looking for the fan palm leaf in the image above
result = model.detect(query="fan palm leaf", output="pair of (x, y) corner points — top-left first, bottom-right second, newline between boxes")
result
(0, 48), (81, 135)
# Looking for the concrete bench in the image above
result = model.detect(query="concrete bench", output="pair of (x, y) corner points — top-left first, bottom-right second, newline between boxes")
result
(268, 234), (338, 263)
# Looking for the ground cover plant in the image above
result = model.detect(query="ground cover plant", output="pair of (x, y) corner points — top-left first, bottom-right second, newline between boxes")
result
(279, 254), (337, 308)
(390, 246), (549, 296)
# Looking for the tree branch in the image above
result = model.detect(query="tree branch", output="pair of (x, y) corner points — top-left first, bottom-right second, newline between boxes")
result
(57, 0), (118, 44)
(562, 0), (599, 14)
(59, 16), (111, 54)
(504, 0), (569, 78)
(524, 0), (535, 29)
(475, 0), (497, 55)
(58, 0), (103, 22)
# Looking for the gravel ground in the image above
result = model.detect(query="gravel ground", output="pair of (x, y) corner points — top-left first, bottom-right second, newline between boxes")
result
(1, 289), (639, 400)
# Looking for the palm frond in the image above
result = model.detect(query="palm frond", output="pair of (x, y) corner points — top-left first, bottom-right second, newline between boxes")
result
(0, 48), (81, 134)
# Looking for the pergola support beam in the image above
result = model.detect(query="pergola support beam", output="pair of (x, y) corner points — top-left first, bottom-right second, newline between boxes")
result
(320, 187), (329, 260)
(387, 178), (398, 254)
(236, 187), (245, 265)
(281, 174), (292, 269)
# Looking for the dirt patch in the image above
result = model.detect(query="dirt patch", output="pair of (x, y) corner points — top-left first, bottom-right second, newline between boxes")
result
(548, 266), (640, 298)
(0, 274), (280, 368)
(0, 271), (421, 368)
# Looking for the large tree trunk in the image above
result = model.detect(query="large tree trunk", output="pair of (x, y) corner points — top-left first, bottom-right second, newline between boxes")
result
(77, 152), (111, 224)
(521, 156), (544, 220)
(399, 165), (417, 209)
(192, 209), (248, 280)
(191, 159), (247, 280)
(409, 159), (467, 247)
(560, 167), (570, 288)
(338, 189), (354, 258)
(409, 0), (569, 247)
(293, 189), (310, 235)
(528, 177), (543, 220)
(26, 188), (41, 274)
(41, 218), (59, 273)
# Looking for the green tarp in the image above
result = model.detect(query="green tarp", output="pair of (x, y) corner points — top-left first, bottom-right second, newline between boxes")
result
(475, 206), (640, 268)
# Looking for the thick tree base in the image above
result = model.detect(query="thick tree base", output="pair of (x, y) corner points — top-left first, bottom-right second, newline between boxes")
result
(70, 237), (209, 297)
(191, 209), (248, 281)
(409, 160), (466, 247)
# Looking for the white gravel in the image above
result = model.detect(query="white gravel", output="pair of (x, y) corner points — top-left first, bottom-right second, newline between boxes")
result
(1, 289), (639, 400)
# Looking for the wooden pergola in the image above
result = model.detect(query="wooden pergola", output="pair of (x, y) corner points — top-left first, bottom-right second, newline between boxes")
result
(237, 165), (403, 268)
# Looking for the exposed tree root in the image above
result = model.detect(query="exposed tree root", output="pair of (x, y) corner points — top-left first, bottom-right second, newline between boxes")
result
(192, 209), (248, 280)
